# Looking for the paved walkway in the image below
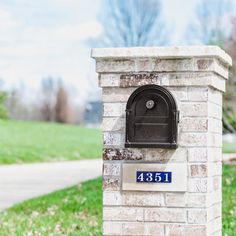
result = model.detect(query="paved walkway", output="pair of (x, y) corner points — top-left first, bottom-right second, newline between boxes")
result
(0, 159), (102, 210)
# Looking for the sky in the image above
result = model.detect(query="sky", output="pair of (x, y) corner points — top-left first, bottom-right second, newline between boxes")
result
(0, 0), (206, 104)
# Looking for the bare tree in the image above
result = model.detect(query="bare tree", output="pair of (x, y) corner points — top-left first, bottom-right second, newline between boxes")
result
(40, 77), (58, 121)
(96, 0), (168, 47)
(186, 0), (232, 45)
(55, 86), (74, 123)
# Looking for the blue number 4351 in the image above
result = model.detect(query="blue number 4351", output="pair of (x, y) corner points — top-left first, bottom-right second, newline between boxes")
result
(136, 171), (172, 183)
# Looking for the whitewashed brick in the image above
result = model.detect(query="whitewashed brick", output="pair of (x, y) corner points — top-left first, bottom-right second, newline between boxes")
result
(180, 102), (208, 117)
(165, 224), (207, 236)
(209, 216), (222, 234)
(188, 87), (208, 101)
(122, 192), (165, 206)
(166, 87), (188, 101)
(96, 59), (136, 73)
(208, 89), (222, 106)
(144, 223), (165, 236)
(208, 118), (222, 133)
(188, 178), (208, 192)
(188, 148), (208, 162)
(145, 208), (186, 222)
(207, 133), (222, 147)
(99, 74), (120, 87)
(180, 118), (208, 132)
(187, 193), (207, 207)
(208, 102), (222, 119)
(103, 191), (122, 206)
(208, 148), (222, 162)
(103, 132), (123, 146)
(103, 87), (135, 102)
(102, 117), (125, 132)
(188, 209), (207, 224)
(143, 148), (187, 162)
(165, 193), (186, 207)
(103, 103), (126, 117)
(103, 221), (122, 235)
(179, 133), (207, 146)
(103, 163), (121, 176)
(103, 207), (143, 221)
(152, 58), (194, 71)
(189, 164), (207, 177)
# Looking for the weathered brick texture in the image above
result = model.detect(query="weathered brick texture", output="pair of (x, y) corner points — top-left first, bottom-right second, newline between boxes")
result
(91, 46), (231, 236)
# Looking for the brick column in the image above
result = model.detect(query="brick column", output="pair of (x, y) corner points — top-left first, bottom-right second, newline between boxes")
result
(91, 46), (232, 236)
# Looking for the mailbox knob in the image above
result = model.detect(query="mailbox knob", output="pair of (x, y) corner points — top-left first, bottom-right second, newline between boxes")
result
(146, 100), (155, 109)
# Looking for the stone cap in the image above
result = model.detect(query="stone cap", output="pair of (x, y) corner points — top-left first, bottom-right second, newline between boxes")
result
(91, 46), (232, 66)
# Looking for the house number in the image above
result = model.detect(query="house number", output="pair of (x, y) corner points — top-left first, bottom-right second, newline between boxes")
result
(136, 171), (172, 183)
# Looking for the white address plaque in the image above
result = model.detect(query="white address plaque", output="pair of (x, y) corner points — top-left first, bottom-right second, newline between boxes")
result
(122, 163), (187, 192)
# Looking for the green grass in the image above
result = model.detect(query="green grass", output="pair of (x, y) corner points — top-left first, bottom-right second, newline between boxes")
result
(0, 177), (102, 236)
(223, 141), (236, 154)
(0, 165), (236, 235)
(223, 164), (236, 235)
(0, 120), (102, 164)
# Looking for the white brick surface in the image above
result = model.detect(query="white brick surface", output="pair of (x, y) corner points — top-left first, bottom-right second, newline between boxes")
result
(144, 208), (186, 222)
(93, 46), (229, 236)
(99, 74), (120, 87)
(103, 163), (121, 176)
(103, 103), (126, 117)
(103, 207), (143, 221)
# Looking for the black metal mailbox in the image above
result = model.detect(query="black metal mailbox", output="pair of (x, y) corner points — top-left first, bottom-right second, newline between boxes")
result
(125, 85), (179, 149)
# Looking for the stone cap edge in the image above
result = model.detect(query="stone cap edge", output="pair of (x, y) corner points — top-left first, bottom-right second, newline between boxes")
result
(91, 46), (232, 66)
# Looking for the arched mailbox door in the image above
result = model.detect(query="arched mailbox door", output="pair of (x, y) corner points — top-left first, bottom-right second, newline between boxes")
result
(125, 85), (179, 149)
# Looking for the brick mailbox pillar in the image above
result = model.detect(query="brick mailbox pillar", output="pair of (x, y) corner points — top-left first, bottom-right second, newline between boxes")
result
(91, 46), (231, 236)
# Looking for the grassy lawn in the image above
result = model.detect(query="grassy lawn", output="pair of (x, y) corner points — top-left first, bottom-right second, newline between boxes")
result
(0, 165), (235, 235)
(223, 141), (236, 154)
(222, 164), (236, 235)
(0, 120), (102, 164)
(0, 177), (102, 236)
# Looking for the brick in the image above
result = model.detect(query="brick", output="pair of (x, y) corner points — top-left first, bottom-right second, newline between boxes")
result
(166, 87), (188, 101)
(165, 193), (186, 207)
(144, 223), (165, 236)
(103, 191), (121, 206)
(179, 118), (208, 132)
(187, 87), (208, 101)
(208, 118), (222, 134)
(103, 177), (120, 191)
(187, 193), (207, 207)
(103, 103), (126, 117)
(179, 133), (207, 147)
(120, 73), (161, 87)
(99, 74), (120, 87)
(188, 209), (208, 224)
(103, 163), (121, 176)
(208, 89), (222, 106)
(103, 207), (143, 221)
(189, 164), (207, 177)
(96, 59), (136, 73)
(165, 224), (207, 236)
(208, 102), (222, 119)
(180, 102), (208, 117)
(103, 148), (143, 161)
(188, 178), (208, 192)
(152, 58), (194, 71)
(102, 117), (125, 132)
(145, 208), (186, 223)
(102, 87), (135, 102)
(103, 132), (123, 146)
(122, 192), (165, 206)
(188, 148), (208, 162)
(103, 221), (122, 235)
